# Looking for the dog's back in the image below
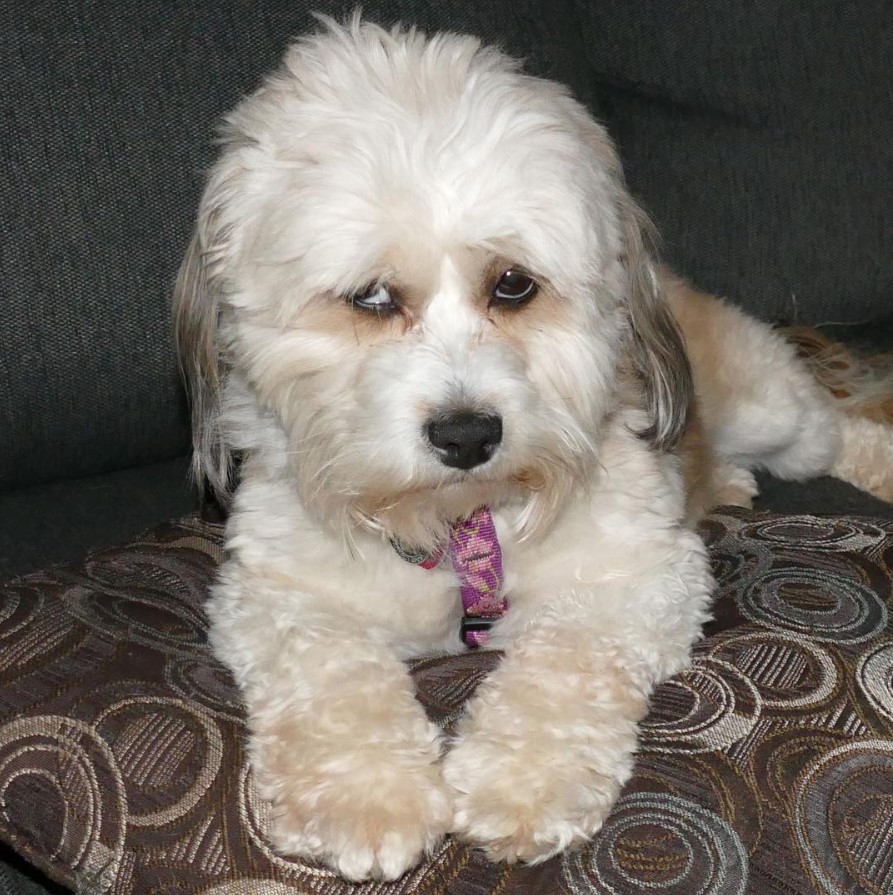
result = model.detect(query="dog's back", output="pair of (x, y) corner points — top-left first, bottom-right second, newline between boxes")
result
(666, 271), (893, 508)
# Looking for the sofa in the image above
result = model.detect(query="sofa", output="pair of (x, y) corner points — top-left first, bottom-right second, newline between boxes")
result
(1, 2), (891, 893)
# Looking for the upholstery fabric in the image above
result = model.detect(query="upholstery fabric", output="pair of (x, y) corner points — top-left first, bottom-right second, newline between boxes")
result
(753, 472), (893, 523)
(0, 857), (63, 895)
(1, 510), (892, 893)
(572, 1), (893, 325)
(0, 457), (197, 584)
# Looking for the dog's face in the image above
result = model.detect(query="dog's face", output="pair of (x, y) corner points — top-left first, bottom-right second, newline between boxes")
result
(175, 19), (690, 544)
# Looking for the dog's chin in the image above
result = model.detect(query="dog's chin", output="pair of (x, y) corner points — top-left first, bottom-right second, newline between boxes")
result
(343, 456), (575, 553)
(347, 467), (504, 550)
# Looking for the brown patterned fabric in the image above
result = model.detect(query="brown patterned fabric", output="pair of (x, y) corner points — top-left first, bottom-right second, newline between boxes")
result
(1, 510), (892, 894)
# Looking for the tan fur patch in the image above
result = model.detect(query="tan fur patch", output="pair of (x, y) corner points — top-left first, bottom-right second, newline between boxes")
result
(300, 291), (412, 341)
(674, 404), (718, 525)
(832, 416), (893, 503)
(783, 325), (893, 425)
(661, 270), (736, 436)
(661, 272), (764, 517)
(481, 258), (566, 352)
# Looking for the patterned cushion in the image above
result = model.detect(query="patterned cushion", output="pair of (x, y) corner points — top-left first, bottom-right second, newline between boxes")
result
(1, 511), (892, 894)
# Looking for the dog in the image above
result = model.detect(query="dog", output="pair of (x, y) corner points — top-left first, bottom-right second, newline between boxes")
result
(172, 16), (892, 881)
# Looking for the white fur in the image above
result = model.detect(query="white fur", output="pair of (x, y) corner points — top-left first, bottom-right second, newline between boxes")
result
(178, 17), (846, 881)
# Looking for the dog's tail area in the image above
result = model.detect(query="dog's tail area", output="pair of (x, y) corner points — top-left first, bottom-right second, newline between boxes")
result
(784, 326), (893, 503)
(784, 326), (893, 424)
(830, 416), (893, 504)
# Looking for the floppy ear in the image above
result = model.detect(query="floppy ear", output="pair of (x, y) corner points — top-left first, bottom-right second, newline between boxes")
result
(618, 192), (693, 451)
(172, 182), (234, 505)
(570, 107), (693, 450)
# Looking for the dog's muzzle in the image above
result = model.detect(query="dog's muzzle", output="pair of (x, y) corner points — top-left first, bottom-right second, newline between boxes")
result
(426, 411), (502, 470)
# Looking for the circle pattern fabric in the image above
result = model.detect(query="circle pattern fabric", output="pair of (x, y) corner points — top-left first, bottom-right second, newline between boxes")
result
(0, 509), (892, 894)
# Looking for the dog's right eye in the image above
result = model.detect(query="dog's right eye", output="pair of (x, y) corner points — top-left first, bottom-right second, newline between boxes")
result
(348, 283), (398, 315)
(491, 269), (539, 307)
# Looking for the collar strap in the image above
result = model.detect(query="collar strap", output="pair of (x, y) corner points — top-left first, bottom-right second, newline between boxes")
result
(392, 506), (507, 647)
(449, 506), (507, 647)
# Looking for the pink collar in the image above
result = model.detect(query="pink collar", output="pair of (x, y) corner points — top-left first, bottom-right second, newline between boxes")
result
(392, 506), (508, 647)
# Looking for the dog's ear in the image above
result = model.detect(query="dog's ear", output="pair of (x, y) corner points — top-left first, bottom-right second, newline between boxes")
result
(620, 192), (694, 450)
(571, 109), (693, 450)
(618, 192), (693, 451)
(172, 179), (234, 506)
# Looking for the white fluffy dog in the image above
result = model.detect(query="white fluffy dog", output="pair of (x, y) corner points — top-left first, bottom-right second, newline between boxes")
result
(172, 17), (876, 881)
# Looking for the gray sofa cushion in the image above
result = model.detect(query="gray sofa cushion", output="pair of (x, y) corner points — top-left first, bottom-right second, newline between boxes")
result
(0, 458), (197, 584)
(573, 0), (893, 325)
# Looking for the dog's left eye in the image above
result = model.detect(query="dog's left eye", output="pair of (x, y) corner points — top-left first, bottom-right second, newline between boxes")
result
(492, 269), (539, 307)
(349, 283), (398, 315)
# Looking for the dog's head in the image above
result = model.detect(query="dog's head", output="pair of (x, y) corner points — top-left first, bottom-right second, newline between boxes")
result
(174, 16), (691, 545)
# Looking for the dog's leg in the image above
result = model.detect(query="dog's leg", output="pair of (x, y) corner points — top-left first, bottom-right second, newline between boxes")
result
(444, 635), (646, 862)
(675, 407), (758, 520)
(711, 459), (759, 507)
(664, 272), (841, 481)
(210, 576), (451, 881)
(443, 525), (712, 863)
(831, 415), (893, 503)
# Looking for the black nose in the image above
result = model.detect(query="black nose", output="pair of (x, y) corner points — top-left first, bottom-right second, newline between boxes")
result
(426, 412), (503, 470)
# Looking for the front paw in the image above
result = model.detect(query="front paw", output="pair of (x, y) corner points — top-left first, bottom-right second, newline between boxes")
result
(263, 747), (452, 881)
(443, 725), (637, 864)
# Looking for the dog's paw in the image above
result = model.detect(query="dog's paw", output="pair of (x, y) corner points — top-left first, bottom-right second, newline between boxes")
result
(265, 749), (452, 881)
(443, 728), (634, 864)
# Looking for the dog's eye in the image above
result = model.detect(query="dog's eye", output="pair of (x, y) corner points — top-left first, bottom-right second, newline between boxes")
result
(349, 283), (398, 315)
(492, 269), (538, 307)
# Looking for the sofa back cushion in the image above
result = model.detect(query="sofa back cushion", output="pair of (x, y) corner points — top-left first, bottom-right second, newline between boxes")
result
(573, 0), (893, 325)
